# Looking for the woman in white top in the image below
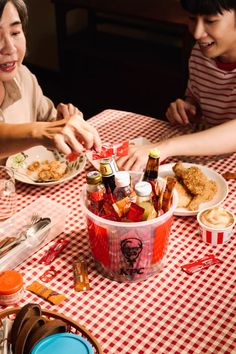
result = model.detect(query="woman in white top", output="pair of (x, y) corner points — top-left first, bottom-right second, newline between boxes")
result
(0, 0), (101, 162)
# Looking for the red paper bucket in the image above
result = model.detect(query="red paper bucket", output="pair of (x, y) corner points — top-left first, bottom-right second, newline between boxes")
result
(80, 177), (177, 282)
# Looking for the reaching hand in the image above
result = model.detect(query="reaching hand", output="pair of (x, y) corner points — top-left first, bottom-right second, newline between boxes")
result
(56, 103), (81, 120)
(53, 114), (101, 155)
(166, 98), (197, 125)
(117, 143), (158, 171)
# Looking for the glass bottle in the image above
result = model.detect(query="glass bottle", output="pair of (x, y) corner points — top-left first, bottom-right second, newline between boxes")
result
(113, 171), (135, 201)
(143, 148), (160, 182)
(135, 181), (153, 221)
(100, 157), (118, 193)
(86, 171), (106, 214)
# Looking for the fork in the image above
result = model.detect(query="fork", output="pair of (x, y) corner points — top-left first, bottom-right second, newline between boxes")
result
(0, 213), (41, 257)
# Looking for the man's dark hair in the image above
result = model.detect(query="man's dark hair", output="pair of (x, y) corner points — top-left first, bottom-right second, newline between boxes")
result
(181, 0), (236, 15)
(0, 0), (28, 32)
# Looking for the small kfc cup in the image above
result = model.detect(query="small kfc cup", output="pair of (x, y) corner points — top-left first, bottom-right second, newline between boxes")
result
(197, 206), (235, 245)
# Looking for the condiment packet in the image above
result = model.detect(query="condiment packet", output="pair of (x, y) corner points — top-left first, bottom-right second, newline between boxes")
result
(73, 257), (90, 291)
(222, 171), (236, 180)
(181, 254), (222, 275)
(161, 176), (176, 212)
(126, 203), (144, 222)
(112, 197), (131, 217)
(26, 281), (66, 305)
(39, 266), (58, 283)
(92, 141), (129, 160)
(65, 152), (80, 162)
(39, 239), (69, 265)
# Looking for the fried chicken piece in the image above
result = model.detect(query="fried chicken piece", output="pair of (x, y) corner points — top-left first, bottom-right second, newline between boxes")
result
(175, 180), (192, 208)
(173, 161), (208, 195)
(188, 180), (217, 211)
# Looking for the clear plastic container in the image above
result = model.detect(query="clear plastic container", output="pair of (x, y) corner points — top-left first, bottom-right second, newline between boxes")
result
(80, 176), (178, 282)
(0, 197), (68, 270)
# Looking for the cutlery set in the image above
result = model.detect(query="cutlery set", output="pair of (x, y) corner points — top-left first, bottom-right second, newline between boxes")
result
(0, 214), (51, 259)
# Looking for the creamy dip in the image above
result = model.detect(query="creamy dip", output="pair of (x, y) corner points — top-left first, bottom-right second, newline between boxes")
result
(200, 207), (234, 229)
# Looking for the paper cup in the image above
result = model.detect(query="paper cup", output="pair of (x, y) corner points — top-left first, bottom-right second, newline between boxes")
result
(197, 207), (235, 245)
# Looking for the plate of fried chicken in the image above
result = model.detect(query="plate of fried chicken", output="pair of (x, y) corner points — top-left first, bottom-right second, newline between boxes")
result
(159, 161), (228, 216)
(6, 146), (86, 186)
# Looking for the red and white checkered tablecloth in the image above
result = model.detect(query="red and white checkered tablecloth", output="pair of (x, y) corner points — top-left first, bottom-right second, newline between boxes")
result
(2, 110), (236, 354)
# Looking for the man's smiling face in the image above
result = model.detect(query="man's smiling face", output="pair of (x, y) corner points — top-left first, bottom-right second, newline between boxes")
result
(188, 9), (236, 63)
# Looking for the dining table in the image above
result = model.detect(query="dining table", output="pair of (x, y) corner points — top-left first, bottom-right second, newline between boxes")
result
(1, 109), (236, 354)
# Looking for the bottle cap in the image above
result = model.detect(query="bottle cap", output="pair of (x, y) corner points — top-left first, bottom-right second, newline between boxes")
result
(86, 171), (102, 185)
(114, 171), (130, 188)
(31, 333), (93, 354)
(0, 270), (23, 295)
(149, 149), (160, 158)
(135, 182), (152, 197)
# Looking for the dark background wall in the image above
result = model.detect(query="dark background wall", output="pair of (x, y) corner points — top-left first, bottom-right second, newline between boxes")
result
(25, 1), (191, 120)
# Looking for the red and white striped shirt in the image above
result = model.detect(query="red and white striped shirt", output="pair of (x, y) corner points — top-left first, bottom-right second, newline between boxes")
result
(186, 43), (236, 126)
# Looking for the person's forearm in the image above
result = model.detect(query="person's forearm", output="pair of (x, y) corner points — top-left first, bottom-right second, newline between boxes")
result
(0, 120), (66, 159)
(159, 120), (236, 159)
(0, 123), (39, 158)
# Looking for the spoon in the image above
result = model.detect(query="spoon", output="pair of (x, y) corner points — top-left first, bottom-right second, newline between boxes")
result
(26, 217), (51, 245)
(0, 217), (51, 257)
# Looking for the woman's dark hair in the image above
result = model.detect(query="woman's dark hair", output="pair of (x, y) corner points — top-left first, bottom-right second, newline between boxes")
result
(180, 0), (236, 15)
(0, 0), (28, 32)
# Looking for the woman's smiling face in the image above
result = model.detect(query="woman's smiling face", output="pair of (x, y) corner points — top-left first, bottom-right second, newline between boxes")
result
(0, 1), (26, 82)
(188, 10), (236, 63)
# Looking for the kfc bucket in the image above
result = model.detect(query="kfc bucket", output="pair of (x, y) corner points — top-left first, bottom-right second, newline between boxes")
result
(80, 177), (178, 282)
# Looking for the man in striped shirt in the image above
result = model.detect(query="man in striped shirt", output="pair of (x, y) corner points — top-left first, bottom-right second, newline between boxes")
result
(118, 0), (236, 171)
(166, 0), (236, 128)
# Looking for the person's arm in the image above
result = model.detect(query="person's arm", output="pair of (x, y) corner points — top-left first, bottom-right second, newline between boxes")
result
(0, 120), (66, 159)
(165, 97), (197, 125)
(117, 120), (236, 171)
(161, 119), (236, 159)
(0, 115), (101, 159)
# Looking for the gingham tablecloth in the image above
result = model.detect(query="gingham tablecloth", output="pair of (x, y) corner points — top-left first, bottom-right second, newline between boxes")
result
(3, 110), (236, 354)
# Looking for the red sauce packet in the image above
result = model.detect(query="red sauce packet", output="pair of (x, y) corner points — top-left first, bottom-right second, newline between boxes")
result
(66, 152), (80, 161)
(181, 254), (222, 275)
(39, 239), (69, 265)
(39, 266), (58, 283)
(92, 141), (129, 160)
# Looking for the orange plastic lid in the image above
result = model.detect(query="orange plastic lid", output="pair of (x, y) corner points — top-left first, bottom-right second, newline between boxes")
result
(0, 270), (23, 295)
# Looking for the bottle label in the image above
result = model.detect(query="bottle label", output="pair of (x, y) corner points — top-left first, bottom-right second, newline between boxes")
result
(100, 163), (113, 176)
(100, 159), (118, 177)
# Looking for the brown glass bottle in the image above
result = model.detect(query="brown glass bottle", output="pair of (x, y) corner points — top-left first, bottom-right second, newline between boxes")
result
(99, 157), (118, 193)
(143, 149), (160, 182)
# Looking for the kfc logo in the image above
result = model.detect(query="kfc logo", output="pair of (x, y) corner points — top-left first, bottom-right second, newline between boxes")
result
(120, 238), (143, 267)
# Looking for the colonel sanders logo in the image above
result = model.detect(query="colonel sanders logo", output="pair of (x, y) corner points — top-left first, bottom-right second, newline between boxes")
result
(120, 238), (143, 267)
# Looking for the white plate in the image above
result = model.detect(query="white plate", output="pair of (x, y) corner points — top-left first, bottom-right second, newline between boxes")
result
(86, 137), (151, 170)
(159, 163), (228, 216)
(6, 146), (86, 186)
